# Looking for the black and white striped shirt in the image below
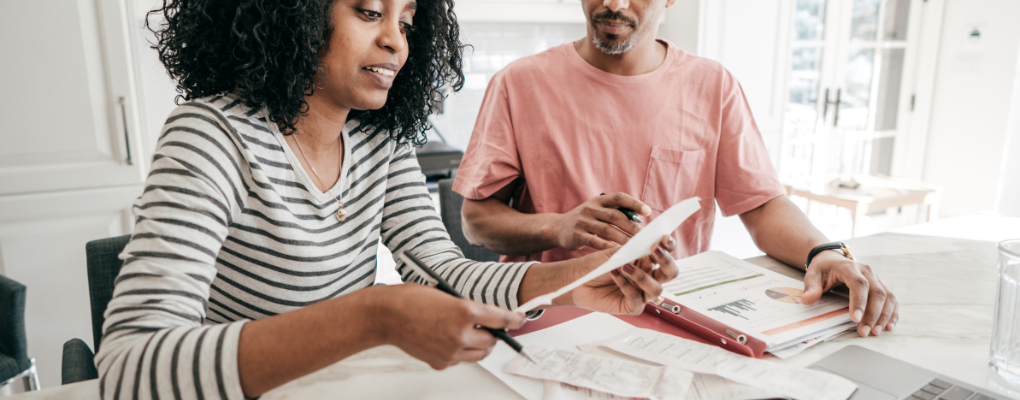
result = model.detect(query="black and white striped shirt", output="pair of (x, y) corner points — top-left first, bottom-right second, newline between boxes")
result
(95, 94), (534, 400)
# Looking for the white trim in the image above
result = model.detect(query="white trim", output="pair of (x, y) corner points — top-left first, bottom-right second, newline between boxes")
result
(903, 0), (946, 180)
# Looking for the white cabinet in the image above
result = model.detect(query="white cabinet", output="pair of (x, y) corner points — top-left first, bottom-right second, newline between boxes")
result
(0, 0), (148, 194)
(0, 0), (154, 387)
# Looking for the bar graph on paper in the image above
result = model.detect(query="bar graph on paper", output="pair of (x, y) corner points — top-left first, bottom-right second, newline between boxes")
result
(708, 299), (757, 320)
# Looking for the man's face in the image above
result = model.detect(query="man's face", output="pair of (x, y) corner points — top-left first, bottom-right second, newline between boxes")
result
(581, 0), (667, 55)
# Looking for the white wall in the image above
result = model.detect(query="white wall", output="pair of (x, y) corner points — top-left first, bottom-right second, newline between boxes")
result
(923, 0), (1020, 217)
(660, 0), (701, 54)
(996, 37), (1020, 218)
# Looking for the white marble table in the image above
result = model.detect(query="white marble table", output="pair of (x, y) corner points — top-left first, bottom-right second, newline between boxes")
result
(14, 214), (1020, 399)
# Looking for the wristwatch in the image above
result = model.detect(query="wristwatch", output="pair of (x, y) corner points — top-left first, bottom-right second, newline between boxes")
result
(805, 241), (854, 269)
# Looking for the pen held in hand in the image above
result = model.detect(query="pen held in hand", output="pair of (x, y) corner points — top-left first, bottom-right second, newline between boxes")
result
(399, 252), (539, 364)
(599, 193), (644, 224)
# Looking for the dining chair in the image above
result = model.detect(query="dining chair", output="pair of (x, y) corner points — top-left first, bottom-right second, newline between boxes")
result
(0, 274), (39, 394)
(60, 234), (131, 385)
(437, 179), (500, 262)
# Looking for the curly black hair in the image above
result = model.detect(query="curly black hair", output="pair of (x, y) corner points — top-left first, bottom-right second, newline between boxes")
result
(146, 0), (464, 144)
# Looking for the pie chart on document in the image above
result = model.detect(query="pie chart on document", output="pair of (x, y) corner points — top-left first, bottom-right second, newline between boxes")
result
(765, 287), (804, 304)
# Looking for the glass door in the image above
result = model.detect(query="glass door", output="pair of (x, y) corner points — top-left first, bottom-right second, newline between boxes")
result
(780, 0), (923, 179)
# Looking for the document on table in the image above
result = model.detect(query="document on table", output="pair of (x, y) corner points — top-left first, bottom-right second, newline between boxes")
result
(503, 346), (693, 400)
(541, 375), (779, 400)
(598, 328), (857, 400)
(575, 342), (778, 400)
(665, 251), (855, 351)
(479, 313), (641, 400)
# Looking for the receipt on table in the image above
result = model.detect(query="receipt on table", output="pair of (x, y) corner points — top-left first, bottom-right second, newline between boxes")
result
(502, 346), (693, 400)
(686, 374), (783, 400)
(598, 329), (857, 400)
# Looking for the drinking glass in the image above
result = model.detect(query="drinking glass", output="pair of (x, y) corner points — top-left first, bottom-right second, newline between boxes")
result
(991, 239), (1020, 385)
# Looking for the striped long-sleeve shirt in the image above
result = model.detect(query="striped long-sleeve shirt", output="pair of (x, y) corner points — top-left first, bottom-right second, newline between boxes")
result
(95, 94), (535, 400)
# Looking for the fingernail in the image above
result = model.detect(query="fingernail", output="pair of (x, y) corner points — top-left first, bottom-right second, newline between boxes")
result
(655, 246), (666, 256)
(668, 237), (675, 246)
(623, 264), (635, 274)
(888, 322), (896, 331)
(873, 325), (883, 336)
(852, 310), (863, 322)
(860, 325), (871, 337)
(610, 269), (620, 276)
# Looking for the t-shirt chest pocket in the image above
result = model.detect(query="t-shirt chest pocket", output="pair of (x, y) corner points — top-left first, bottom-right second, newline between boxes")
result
(640, 147), (705, 211)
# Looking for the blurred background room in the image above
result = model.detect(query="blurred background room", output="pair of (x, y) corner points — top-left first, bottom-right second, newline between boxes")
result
(1, 0), (1019, 389)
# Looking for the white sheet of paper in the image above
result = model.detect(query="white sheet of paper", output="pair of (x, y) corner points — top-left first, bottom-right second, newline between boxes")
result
(686, 374), (784, 400)
(503, 346), (692, 400)
(479, 313), (638, 400)
(514, 197), (702, 313)
(599, 328), (857, 400)
(575, 340), (779, 400)
(768, 322), (855, 359)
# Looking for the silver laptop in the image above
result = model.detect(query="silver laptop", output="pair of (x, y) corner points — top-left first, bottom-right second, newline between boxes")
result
(809, 345), (1006, 400)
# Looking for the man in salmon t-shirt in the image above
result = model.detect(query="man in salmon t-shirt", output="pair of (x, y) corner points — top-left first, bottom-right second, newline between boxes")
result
(452, 0), (898, 338)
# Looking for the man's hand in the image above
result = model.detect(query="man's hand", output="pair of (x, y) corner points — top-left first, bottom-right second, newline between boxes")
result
(378, 284), (527, 370)
(801, 251), (899, 337)
(545, 192), (651, 251)
(559, 235), (679, 315)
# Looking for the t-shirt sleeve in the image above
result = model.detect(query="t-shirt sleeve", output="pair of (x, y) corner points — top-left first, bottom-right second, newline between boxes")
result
(452, 71), (523, 200)
(714, 70), (786, 216)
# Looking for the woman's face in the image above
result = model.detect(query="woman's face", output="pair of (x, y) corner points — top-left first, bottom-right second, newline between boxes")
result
(316, 0), (415, 111)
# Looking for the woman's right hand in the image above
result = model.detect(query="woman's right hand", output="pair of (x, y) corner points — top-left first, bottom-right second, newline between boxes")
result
(375, 284), (527, 370)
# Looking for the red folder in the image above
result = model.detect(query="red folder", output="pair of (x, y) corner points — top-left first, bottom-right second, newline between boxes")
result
(509, 298), (767, 358)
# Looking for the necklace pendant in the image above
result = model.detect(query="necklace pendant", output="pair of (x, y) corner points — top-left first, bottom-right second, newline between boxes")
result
(336, 206), (348, 221)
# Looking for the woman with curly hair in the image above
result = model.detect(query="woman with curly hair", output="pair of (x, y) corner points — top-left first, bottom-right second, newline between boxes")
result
(97, 0), (682, 398)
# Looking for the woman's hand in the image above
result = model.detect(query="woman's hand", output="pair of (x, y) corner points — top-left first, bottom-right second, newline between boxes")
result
(375, 284), (526, 370)
(557, 235), (680, 315)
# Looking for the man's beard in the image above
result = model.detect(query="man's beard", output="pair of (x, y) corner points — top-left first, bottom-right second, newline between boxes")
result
(593, 34), (637, 55)
(590, 9), (639, 55)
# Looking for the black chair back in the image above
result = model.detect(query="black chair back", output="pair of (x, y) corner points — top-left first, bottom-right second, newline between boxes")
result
(0, 275), (29, 380)
(437, 179), (501, 262)
(84, 234), (131, 351)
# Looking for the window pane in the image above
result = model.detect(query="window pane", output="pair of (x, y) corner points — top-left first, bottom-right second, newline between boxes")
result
(793, 0), (827, 41)
(837, 138), (868, 174)
(874, 48), (906, 131)
(883, 0), (912, 41)
(851, 0), (880, 41)
(782, 143), (815, 177)
(786, 46), (824, 139)
(838, 47), (875, 131)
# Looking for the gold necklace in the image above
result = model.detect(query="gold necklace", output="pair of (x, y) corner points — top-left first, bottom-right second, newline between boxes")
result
(293, 134), (348, 221)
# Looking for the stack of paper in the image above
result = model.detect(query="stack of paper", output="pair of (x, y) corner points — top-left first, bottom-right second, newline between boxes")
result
(664, 251), (856, 357)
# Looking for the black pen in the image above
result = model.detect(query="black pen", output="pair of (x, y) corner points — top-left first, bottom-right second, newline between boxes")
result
(399, 252), (539, 364)
(600, 193), (644, 223)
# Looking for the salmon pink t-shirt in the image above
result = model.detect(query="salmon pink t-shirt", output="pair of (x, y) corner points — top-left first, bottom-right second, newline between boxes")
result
(453, 40), (784, 263)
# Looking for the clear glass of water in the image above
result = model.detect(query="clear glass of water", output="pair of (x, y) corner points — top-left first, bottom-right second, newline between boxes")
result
(992, 239), (1020, 385)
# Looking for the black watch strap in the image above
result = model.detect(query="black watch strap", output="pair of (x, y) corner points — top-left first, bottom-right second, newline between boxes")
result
(806, 242), (848, 269)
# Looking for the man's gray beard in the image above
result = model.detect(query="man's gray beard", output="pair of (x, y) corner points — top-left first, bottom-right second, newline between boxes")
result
(593, 35), (636, 55)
